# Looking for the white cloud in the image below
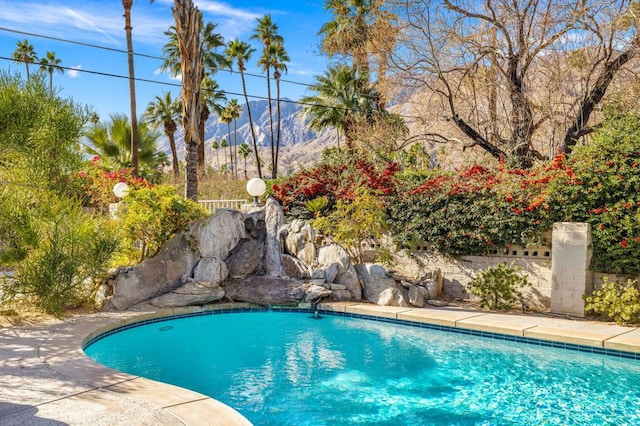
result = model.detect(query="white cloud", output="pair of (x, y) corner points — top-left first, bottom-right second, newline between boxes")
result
(0, 0), (172, 46)
(68, 65), (82, 78)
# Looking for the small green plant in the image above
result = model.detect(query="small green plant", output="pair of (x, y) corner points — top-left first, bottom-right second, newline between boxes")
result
(118, 185), (209, 262)
(467, 262), (529, 310)
(585, 278), (640, 325)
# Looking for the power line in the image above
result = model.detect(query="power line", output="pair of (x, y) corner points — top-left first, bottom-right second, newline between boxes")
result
(1, 55), (414, 119)
(0, 26), (313, 90)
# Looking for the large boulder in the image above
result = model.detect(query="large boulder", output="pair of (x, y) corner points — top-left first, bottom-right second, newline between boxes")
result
(226, 238), (262, 277)
(223, 276), (308, 305)
(317, 244), (362, 300)
(282, 220), (317, 265)
(282, 254), (310, 279)
(355, 263), (403, 305)
(147, 281), (225, 308)
(103, 233), (198, 311)
(193, 257), (228, 284)
(192, 209), (247, 259)
(317, 244), (351, 273)
(335, 263), (362, 300)
(264, 198), (285, 277)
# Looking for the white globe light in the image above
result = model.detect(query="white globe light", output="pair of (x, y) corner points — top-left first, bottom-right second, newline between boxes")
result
(246, 178), (266, 197)
(113, 182), (130, 198)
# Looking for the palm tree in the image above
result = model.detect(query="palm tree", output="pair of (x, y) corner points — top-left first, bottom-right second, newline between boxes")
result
(225, 38), (262, 178)
(12, 39), (37, 82)
(238, 142), (252, 179)
(84, 113), (164, 178)
(299, 65), (379, 151)
(269, 43), (289, 178)
(144, 91), (181, 179)
(171, 0), (203, 201)
(220, 138), (229, 170)
(161, 20), (227, 176)
(38, 51), (63, 94)
(226, 98), (243, 179)
(122, 0), (140, 177)
(251, 15), (283, 179)
(219, 106), (233, 172)
(199, 76), (226, 175)
(211, 140), (220, 170)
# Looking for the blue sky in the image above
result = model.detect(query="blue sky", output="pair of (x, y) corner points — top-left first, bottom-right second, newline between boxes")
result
(0, 0), (331, 120)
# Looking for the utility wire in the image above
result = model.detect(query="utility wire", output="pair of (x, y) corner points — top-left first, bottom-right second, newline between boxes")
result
(0, 26), (313, 90)
(1, 55), (416, 119)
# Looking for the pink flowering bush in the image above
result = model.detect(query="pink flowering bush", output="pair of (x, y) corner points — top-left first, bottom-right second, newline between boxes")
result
(65, 156), (152, 213)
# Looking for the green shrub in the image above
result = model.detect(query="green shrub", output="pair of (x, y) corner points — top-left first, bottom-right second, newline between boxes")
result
(118, 185), (209, 262)
(387, 164), (553, 257)
(545, 109), (640, 275)
(467, 262), (529, 310)
(312, 187), (388, 263)
(1, 197), (119, 315)
(585, 278), (640, 325)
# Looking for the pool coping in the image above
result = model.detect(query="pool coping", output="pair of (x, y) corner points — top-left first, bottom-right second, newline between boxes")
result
(3, 302), (640, 425)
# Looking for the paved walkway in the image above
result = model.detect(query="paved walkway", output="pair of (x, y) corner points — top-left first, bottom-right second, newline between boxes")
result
(1, 303), (639, 425)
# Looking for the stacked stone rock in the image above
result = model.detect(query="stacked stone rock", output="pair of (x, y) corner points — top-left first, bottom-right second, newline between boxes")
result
(98, 198), (443, 311)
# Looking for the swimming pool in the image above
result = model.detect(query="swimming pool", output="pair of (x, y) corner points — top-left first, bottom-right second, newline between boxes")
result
(85, 310), (640, 425)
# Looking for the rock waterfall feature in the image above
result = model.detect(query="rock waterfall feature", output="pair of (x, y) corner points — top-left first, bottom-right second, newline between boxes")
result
(97, 199), (442, 311)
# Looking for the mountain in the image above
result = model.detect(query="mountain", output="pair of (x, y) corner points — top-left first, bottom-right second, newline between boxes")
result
(162, 98), (337, 176)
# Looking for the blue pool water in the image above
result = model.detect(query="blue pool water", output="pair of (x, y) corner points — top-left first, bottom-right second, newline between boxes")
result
(85, 311), (640, 425)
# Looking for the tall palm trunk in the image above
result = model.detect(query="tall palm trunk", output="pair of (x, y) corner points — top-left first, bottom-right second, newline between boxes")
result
(198, 105), (209, 176)
(226, 121), (232, 173)
(233, 118), (239, 179)
(243, 156), (248, 179)
(173, 0), (202, 201)
(166, 121), (180, 179)
(238, 68), (261, 178)
(275, 76), (282, 177)
(123, 0), (139, 177)
(265, 65), (276, 178)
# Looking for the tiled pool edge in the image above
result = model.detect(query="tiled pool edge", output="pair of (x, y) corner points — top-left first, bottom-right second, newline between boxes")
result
(316, 302), (640, 360)
(85, 303), (640, 361)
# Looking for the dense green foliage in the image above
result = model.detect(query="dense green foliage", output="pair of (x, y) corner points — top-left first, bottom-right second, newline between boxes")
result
(1, 196), (119, 314)
(0, 73), (120, 314)
(0, 72), (88, 191)
(544, 110), (640, 274)
(467, 263), (528, 310)
(118, 185), (209, 262)
(585, 279), (640, 325)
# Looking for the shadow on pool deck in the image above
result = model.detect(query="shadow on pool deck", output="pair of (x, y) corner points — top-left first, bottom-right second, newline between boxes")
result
(0, 402), (69, 425)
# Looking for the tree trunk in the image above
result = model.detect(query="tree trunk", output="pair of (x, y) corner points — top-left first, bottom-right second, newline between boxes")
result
(123, 0), (139, 177)
(198, 105), (209, 176)
(233, 119), (238, 179)
(562, 46), (638, 154)
(226, 122), (232, 173)
(172, 0), (202, 201)
(240, 69), (262, 178)
(166, 124), (180, 180)
(275, 76), (282, 179)
(265, 65), (276, 178)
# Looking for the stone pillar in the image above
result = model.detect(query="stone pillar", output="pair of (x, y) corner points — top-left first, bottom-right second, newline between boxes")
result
(264, 197), (285, 277)
(550, 222), (593, 316)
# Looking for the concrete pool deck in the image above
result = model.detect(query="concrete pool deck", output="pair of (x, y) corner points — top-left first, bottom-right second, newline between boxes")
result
(1, 302), (640, 425)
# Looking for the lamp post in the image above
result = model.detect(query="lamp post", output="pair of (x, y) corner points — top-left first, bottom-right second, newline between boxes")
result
(110, 182), (130, 218)
(246, 177), (266, 206)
